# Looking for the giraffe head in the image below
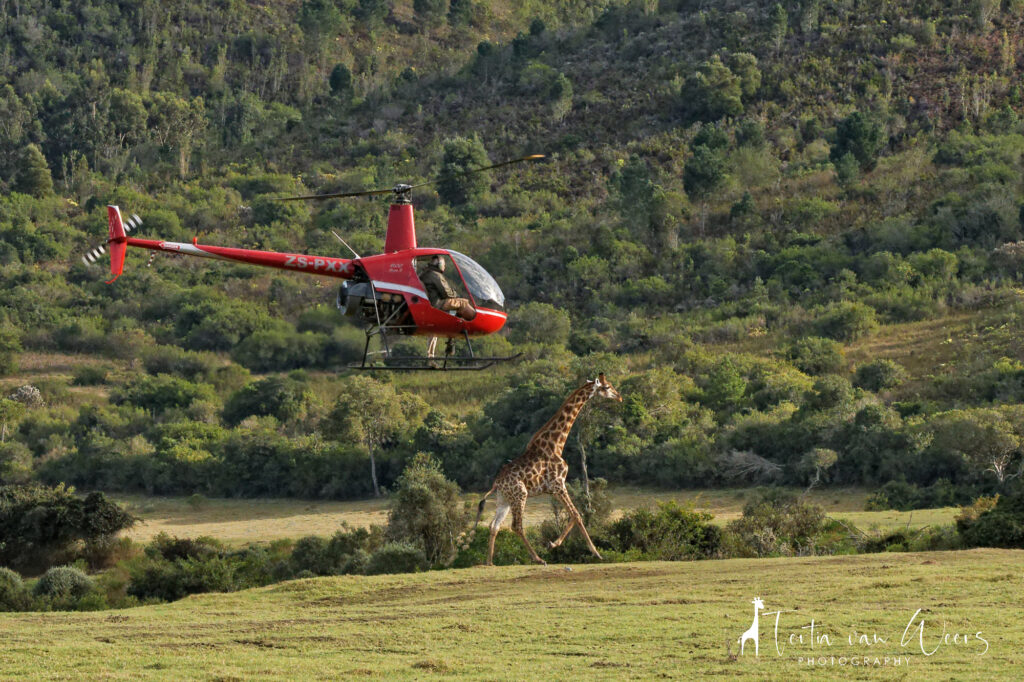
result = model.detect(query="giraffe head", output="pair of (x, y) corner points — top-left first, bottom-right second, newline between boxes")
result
(590, 373), (622, 402)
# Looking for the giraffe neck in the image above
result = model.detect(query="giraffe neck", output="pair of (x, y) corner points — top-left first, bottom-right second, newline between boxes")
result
(528, 384), (594, 458)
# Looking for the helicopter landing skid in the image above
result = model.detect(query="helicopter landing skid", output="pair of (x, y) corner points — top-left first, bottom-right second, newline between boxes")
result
(350, 329), (521, 371)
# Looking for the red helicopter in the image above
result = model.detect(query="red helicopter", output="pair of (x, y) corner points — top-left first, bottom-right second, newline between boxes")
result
(82, 155), (543, 370)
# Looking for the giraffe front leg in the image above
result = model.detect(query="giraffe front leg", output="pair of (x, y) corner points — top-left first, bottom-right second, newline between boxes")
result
(511, 497), (546, 565)
(554, 487), (603, 560)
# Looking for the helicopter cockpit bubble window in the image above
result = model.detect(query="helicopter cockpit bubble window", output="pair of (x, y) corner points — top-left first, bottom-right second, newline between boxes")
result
(447, 250), (505, 310)
(416, 254), (471, 307)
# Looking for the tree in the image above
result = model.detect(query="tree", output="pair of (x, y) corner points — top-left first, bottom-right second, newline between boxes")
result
(448, 0), (473, 27)
(929, 410), (1022, 485)
(386, 453), (468, 565)
(108, 89), (148, 149)
(683, 145), (726, 234)
(0, 327), (20, 376)
(728, 53), (761, 98)
(330, 64), (353, 96)
(681, 55), (743, 122)
(223, 377), (315, 426)
(704, 358), (747, 412)
(437, 135), (490, 206)
(610, 155), (670, 249)
(834, 151), (859, 188)
(830, 111), (883, 171)
(769, 3), (788, 52)
(13, 144), (53, 197)
(147, 93), (207, 179)
(507, 302), (572, 346)
(414, 0), (448, 29)
(356, 0), (389, 31)
(0, 484), (136, 573)
(325, 376), (410, 496)
(854, 359), (908, 392)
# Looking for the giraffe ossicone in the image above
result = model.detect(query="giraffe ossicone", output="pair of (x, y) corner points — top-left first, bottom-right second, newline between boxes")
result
(473, 375), (623, 565)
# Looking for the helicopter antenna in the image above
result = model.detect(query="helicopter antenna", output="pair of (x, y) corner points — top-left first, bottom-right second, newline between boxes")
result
(331, 230), (361, 259)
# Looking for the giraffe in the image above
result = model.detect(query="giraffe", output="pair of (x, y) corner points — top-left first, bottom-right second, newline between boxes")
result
(473, 373), (622, 565)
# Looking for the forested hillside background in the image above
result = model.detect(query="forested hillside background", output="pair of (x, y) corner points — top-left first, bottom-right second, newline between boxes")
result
(1, 0), (1023, 510)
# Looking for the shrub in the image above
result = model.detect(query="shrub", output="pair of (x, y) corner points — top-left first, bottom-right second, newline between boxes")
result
(0, 566), (31, 611)
(451, 526), (535, 568)
(958, 490), (1024, 548)
(386, 453), (468, 565)
(365, 542), (428, 575)
(854, 359), (908, 391)
(725, 489), (825, 557)
(290, 536), (334, 576)
(0, 485), (136, 573)
(71, 366), (109, 386)
(146, 533), (221, 562)
(786, 337), (844, 375)
(222, 376), (315, 426)
(608, 502), (721, 560)
(812, 301), (878, 341)
(33, 566), (93, 599)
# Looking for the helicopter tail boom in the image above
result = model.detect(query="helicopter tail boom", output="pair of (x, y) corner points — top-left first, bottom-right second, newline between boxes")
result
(119, 236), (356, 279)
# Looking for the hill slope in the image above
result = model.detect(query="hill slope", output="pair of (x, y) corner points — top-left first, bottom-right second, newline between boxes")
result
(0, 550), (1019, 679)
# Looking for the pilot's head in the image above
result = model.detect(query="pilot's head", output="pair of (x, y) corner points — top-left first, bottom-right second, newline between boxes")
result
(431, 255), (445, 272)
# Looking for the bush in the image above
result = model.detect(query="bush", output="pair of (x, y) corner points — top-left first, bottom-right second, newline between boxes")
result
(725, 489), (825, 557)
(33, 566), (94, 599)
(71, 366), (109, 386)
(608, 502), (721, 560)
(0, 485), (136, 573)
(222, 376), (315, 426)
(290, 536), (334, 576)
(0, 566), (31, 611)
(365, 542), (428, 575)
(146, 533), (221, 562)
(812, 301), (878, 341)
(451, 526), (535, 568)
(854, 359), (908, 391)
(958, 490), (1024, 548)
(786, 337), (844, 375)
(385, 453), (468, 565)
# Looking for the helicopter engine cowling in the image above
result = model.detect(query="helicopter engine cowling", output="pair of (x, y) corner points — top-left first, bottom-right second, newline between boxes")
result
(337, 281), (373, 316)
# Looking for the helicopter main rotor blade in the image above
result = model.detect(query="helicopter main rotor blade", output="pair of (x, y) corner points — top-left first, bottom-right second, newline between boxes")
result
(273, 154), (544, 202)
(275, 187), (395, 202)
(406, 153), (546, 190)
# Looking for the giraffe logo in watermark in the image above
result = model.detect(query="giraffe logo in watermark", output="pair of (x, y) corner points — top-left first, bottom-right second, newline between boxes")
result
(738, 597), (766, 656)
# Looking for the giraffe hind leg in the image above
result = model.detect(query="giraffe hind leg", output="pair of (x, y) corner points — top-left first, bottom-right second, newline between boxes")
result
(548, 505), (577, 549)
(554, 487), (602, 559)
(485, 493), (511, 567)
(510, 494), (546, 565)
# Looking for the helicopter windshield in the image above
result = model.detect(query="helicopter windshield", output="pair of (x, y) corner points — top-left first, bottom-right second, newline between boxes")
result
(448, 250), (505, 310)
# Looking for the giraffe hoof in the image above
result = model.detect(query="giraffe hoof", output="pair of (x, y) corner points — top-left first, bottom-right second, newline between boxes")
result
(547, 541), (557, 549)
(533, 558), (547, 566)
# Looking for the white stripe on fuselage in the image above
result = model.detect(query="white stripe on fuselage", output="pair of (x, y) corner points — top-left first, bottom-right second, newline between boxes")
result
(158, 242), (230, 260)
(371, 281), (429, 299)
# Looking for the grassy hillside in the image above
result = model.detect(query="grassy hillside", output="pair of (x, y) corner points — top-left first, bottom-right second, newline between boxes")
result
(2, 0), (1024, 511)
(1, 549), (1020, 679)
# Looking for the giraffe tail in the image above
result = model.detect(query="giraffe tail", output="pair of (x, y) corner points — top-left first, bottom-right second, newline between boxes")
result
(473, 485), (497, 527)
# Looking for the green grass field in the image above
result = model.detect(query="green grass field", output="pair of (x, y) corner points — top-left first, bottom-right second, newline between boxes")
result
(116, 487), (956, 544)
(1, 549), (1020, 679)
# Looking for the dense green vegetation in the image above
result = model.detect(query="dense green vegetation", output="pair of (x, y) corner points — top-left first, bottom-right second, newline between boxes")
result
(1, 0), (1023, 513)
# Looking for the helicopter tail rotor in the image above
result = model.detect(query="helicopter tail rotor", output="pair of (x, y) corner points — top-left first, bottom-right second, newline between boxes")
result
(80, 206), (142, 283)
